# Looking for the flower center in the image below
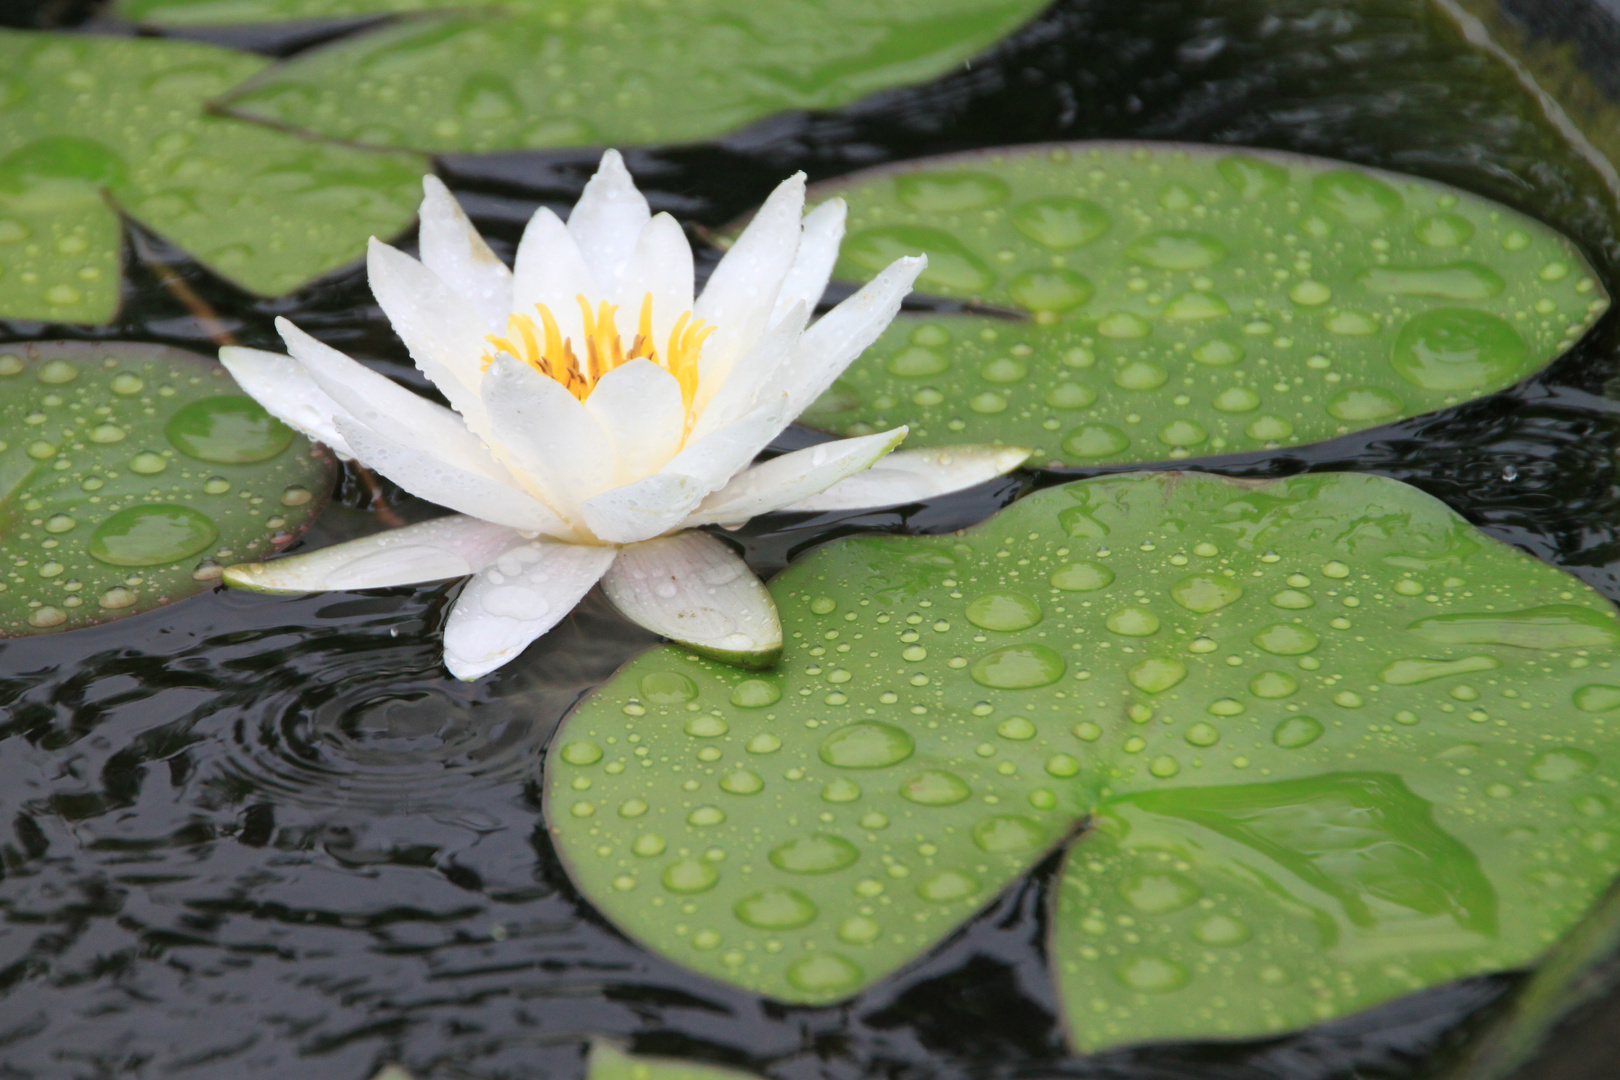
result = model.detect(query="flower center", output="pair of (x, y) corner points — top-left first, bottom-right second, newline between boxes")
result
(482, 292), (714, 408)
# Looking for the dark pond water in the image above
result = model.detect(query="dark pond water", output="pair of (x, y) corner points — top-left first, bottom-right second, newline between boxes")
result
(3, 0), (1620, 1077)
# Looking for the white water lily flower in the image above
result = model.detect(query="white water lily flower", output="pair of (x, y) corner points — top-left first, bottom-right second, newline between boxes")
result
(220, 151), (1030, 680)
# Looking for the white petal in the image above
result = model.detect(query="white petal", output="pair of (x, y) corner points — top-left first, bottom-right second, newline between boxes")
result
(771, 197), (846, 325)
(685, 427), (908, 528)
(277, 317), (507, 482)
(512, 206), (595, 347)
(566, 149), (651, 296)
(694, 173), (805, 398)
(585, 358), (685, 484)
(442, 540), (617, 680)
(611, 212), (694, 351)
(481, 356), (614, 517)
(785, 445), (1032, 511)
(659, 395), (788, 491)
(764, 255), (926, 425)
(334, 416), (570, 535)
(223, 515), (525, 593)
(419, 175), (512, 334)
(581, 472), (708, 546)
(367, 238), (495, 440)
(219, 345), (355, 458)
(601, 530), (782, 667)
(578, 386), (790, 544)
(689, 300), (807, 442)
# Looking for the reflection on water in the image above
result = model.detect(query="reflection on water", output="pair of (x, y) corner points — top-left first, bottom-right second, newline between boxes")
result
(2, 0), (1620, 1076)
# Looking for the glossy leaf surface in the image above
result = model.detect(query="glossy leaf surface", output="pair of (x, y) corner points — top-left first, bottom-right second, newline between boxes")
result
(547, 471), (1620, 1052)
(790, 143), (1608, 466)
(0, 31), (425, 323)
(164, 0), (1051, 154)
(0, 342), (333, 634)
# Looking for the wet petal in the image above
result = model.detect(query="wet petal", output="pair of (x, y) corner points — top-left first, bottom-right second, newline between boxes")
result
(223, 515), (526, 593)
(419, 175), (512, 334)
(278, 317), (505, 481)
(334, 416), (570, 535)
(766, 255), (926, 423)
(689, 299), (807, 442)
(585, 358), (685, 485)
(659, 395), (788, 491)
(602, 530), (782, 668)
(694, 172), (805, 395)
(482, 356), (614, 519)
(581, 472), (708, 546)
(567, 149), (651, 296)
(367, 238), (495, 440)
(219, 345), (355, 458)
(611, 212), (694, 351)
(771, 197), (846, 326)
(442, 540), (617, 680)
(785, 445), (1032, 511)
(511, 206), (595, 347)
(685, 427), (908, 528)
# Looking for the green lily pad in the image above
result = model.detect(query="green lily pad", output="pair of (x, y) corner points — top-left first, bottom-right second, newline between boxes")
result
(588, 1041), (754, 1080)
(126, 0), (1049, 155)
(0, 30), (425, 324)
(784, 143), (1609, 466)
(546, 470), (1620, 1053)
(0, 341), (334, 635)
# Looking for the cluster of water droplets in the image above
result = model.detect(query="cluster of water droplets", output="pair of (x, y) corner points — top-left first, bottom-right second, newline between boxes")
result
(548, 575), (1100, 999)
(809, 145), (1606, 465)
(0, 343), (330, 634)
(549, 470), (1620, 1049)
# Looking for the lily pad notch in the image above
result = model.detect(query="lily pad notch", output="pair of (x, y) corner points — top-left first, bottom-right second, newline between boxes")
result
(546, 469), (1620, 1053)
(0, 341), (334, 635)
(777, 141), (1608, 467)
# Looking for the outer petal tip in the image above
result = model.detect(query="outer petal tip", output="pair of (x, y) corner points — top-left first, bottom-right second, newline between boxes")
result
(443, 650), (497, 682)
(601, 531), (783, 668)
(997, 446), (1036, 469)
(271, 315), (303, 348)
(221, 561), (296, 594)
(689, 640), (783, 670)
(775, 441), (1032, 514)
(441, 540), (617, 681)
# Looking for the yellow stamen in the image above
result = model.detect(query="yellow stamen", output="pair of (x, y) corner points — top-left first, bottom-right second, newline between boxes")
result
(478, 291), (713, 407)
(576, 295), (599, 383)
(483, 334), (520, 368)
(511, 314), (543, 374)
(537, 304), (566, 370)
(631, 293), (655, 361)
